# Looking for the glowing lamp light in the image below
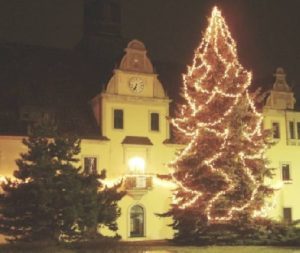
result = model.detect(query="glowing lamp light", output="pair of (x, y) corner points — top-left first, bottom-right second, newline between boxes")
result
(128, 156), (145, 174)
(0, 176), (7, 184)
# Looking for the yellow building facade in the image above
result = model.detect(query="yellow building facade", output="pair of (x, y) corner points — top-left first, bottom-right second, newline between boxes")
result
(263, 67), (300, 224)
(0, 40), (299, 242)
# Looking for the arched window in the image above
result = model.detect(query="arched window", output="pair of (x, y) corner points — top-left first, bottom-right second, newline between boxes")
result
(130, 205), (144, 237)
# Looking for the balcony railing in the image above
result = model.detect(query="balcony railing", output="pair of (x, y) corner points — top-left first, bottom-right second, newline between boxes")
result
(124, 175), (153, 190)
(286, 139), (300, 146)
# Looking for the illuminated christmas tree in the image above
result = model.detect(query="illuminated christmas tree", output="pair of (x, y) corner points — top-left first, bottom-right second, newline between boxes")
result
(167, 7), (275, 244)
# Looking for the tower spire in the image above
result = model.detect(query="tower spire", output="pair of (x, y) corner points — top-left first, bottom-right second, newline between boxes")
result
(273, 67), (290, 92)
(265, 67), (296, 110)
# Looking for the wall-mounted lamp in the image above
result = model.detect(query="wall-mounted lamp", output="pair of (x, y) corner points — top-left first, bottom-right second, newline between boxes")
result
(128, 156), (145, 174)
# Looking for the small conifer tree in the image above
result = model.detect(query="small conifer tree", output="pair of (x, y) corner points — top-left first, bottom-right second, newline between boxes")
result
(0, 120), (125, 242)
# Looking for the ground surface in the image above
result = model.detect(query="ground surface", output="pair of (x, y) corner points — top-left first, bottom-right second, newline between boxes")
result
(1, 245), (300, 253)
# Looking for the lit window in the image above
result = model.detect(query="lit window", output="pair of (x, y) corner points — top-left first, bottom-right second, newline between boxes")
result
(84, 157), (97, 175)
(130, 205), (144, 237)
(289, 121), (295, 139)
(283, 207), (292, 224)
(150, 113), (159, 131)
(272, 122), (280, 139)
(281, 164), (291, 181)
(114, 109), (123, 129)
(128, 156), (145, 174)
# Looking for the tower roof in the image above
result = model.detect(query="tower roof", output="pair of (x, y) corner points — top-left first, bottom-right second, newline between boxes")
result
(272, 67), (291, 92)
(265, 67), (296, 110)
(119, 39), (154, 74)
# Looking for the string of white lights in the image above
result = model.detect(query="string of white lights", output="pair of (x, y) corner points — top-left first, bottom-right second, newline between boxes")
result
(169, 6), (274, 222)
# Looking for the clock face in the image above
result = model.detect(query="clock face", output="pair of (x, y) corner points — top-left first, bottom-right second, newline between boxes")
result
(129, 77), (144, 93)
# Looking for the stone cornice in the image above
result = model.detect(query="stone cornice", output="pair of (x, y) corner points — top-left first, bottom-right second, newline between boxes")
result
(101, 92), (171, 105)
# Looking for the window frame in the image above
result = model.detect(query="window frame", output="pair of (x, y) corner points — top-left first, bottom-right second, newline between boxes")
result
(280, 162), (292, 183)
(289, 121), (295, 139)
(82, 156), (98, 175)
(129, 205), (145, 238)
(149, 112), (160, 132)
(283, 207), (292, 224)
(113, 108), (124, 130)
(271, 121), (280, 139)
(296, 122), (300, 140)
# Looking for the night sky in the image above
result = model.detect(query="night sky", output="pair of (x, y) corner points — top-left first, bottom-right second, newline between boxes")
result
(123, 0), (300, 93)
(0, 0), (300, 98)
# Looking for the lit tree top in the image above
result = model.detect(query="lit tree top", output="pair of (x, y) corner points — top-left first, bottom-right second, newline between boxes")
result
(170, 7), (273, 223)
(175, 6), (253, 129)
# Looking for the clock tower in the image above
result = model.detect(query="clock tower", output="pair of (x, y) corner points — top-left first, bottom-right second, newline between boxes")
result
(91, 40), (176, 240)
(90, 40), (173, 177)
(89, 40), (175, 240)
(103, 39), (166, 99)
(91, 39), (170, 139)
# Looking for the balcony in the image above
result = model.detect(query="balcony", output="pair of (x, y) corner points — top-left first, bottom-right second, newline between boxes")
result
(124, 175), (153, 199)
(287, 139), (300, 146)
